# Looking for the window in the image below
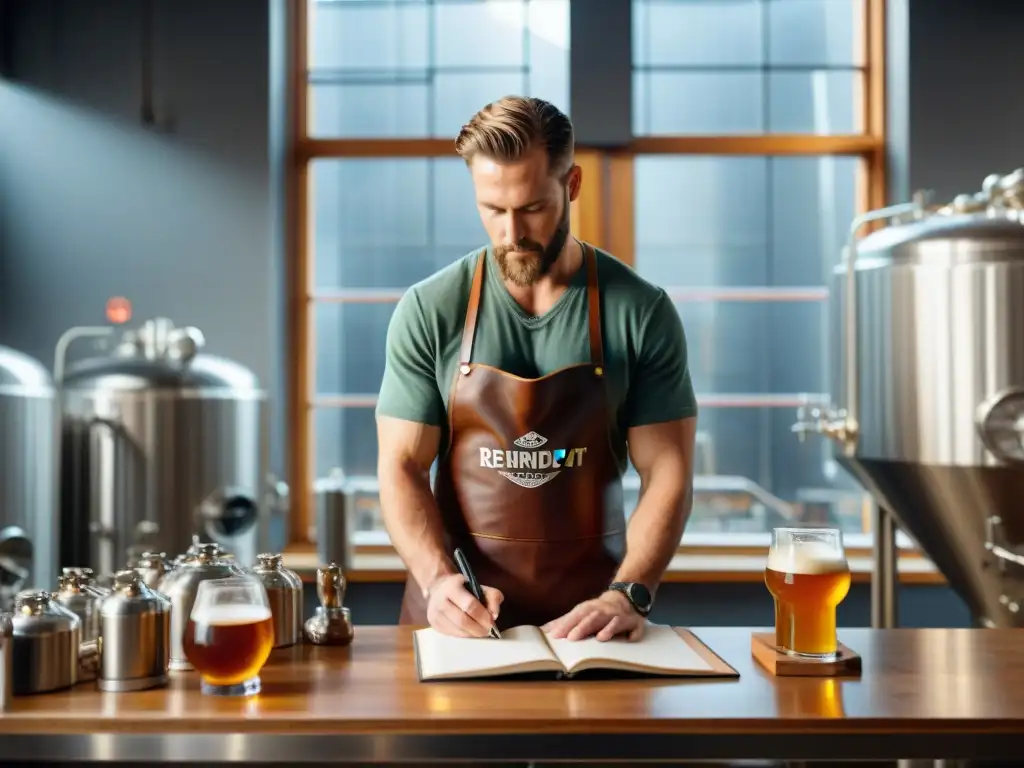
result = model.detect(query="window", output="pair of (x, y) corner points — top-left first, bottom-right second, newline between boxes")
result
(307, 0), (569, 138)
(632, 0), (863, 135)
(290, 0), (891, 552)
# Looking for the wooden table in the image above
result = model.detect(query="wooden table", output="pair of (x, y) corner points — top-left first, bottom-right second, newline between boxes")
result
(0, 626), (1021, 763)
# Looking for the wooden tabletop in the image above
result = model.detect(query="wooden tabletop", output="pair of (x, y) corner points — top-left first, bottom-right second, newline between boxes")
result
(2, 625), (1022, 736)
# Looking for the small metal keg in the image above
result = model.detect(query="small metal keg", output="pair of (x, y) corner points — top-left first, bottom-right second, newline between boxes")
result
(10, 590), (80, 695)
(251, 553), (303, 648)
(54, 570), (105, 644)
(98, 569), (171, 692)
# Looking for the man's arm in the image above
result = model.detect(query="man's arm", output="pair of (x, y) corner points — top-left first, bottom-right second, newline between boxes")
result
(613, 288), (699, 596)
(376, 416), (457, 595)
(612, 417), (696, 594)
(375, 288), (456, 595)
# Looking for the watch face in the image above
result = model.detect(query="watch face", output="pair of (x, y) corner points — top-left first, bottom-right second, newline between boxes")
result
(627, 583), (652, 609)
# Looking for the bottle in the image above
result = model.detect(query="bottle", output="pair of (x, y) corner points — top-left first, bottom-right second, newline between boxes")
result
(303, 563), (353, 646)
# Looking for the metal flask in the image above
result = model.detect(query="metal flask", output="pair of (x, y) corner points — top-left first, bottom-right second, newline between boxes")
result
(251, 553), (302, 648)
(156, 542), (244, 671)
(133, 551), (169, 590)
(98, 569), (171, 692)
(10, 590), (80, 695)
(53, 570), (105, 643)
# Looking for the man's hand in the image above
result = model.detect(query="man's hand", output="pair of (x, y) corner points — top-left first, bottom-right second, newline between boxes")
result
(426, 573), (503, 638)
(541, 590), (646, 642)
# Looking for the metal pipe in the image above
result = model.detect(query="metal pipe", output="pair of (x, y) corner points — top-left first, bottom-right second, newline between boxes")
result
(871, 501), (899, 629)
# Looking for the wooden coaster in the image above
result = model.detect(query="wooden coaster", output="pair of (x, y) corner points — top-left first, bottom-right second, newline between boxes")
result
(751, 632), (862, 677)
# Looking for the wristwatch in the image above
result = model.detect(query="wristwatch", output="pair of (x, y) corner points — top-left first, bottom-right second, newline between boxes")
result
(607, 581), (653, 617)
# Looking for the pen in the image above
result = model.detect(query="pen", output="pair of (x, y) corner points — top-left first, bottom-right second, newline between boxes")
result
(453, 547), (501, 639)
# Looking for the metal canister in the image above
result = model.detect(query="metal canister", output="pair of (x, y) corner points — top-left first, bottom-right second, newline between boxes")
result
(54, 571), (104, 643)
(0, 612), (12, 711)
(134, 551), (169, 590)
(251, 553), (302, 648)
(155, 542), (244, 670)
(98, 569), (171, 692)
(11, 590), (80, 695)
(314, 470), (354, 570)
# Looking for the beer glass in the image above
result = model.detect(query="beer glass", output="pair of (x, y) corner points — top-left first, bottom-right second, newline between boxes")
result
(183, 577), (274, 696)
(764, 527), (851, 660)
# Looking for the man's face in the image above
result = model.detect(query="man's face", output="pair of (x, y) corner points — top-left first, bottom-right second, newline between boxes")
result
(469, 148), (581, 287)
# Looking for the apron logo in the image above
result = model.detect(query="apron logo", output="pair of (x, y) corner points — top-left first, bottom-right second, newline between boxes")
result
(479, 432), (587, 489)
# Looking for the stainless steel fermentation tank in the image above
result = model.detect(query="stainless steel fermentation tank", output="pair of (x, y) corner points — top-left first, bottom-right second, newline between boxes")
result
(795, 168), (1024, 629)
(0, 345), (58, 609)
(57, 318), (279, 576)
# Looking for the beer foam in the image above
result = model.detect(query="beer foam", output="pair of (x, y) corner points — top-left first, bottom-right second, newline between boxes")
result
(192, 604), (272, 626)
(767, 543), (848, 575)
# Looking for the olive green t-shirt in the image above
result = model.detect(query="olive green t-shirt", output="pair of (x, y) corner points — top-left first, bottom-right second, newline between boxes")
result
(376, 246), (698, 473)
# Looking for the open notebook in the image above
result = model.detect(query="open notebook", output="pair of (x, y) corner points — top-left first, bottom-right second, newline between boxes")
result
(412, 622), (738, 681)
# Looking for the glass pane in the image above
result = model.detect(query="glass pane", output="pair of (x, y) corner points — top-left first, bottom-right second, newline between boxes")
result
(311, 157), (483, 289)
(315, 406), (379, 480)
(632, 70), (860, 135)
(768, 0), (863, 67)
(315, 301), (394, 396)
(634, 0), (763, 66)
(308, 0), (570, 138)
(635, 72), (765, 135)
(670, 300), (828, 396)
(633, 154), (859, 514)
(631, 0), (862, 136)
(310, 3), (430, 70)
(768, 70), (859, 134)
(310, 82), (430, 139)
(434, 1), (526, 67)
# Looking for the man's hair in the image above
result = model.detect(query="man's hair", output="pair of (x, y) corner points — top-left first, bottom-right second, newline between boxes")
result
(455, 96), (574, 178)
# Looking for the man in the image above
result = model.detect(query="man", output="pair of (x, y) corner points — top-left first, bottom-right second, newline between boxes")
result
(375, 96), (697, 643)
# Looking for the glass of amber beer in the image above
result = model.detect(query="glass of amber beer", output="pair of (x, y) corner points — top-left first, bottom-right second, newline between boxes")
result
(764, 527), (852, 660)
(183, 577), (275, 696)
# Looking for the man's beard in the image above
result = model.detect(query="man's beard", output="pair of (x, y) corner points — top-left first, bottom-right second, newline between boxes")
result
(493, 194), (571, 288)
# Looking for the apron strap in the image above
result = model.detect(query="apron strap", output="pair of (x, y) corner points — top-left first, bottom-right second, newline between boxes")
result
(459, 248), (487, 365)
(584, 244), (604, 367)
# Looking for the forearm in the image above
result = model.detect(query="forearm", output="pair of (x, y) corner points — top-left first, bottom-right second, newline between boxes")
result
(614, 466), (692, 594)
(378, 460), (457, 596)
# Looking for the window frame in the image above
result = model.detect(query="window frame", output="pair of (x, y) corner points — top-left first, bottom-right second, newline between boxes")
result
(285, 0), (891, 555)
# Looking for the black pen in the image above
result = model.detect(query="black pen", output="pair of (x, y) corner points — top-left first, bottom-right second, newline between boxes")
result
(453, 547), (501, 639)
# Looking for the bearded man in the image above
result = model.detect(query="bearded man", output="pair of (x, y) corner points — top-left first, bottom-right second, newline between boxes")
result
(375, 96), (698, 643)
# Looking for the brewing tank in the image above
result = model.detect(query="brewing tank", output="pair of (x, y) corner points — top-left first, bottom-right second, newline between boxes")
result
(0, 345), (58, 609)
(794, 168), (1024, 628)
(58, 318), (278, 578)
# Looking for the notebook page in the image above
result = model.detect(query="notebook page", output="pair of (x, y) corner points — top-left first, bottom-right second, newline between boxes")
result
(414, 625), (560, 679)
(546, 623), (714, 674)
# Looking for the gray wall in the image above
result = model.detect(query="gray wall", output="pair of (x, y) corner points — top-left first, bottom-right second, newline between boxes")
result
(0, 0), (289, 481)
(0, 0), (1014, 627)
(904, 0), (1024, 200)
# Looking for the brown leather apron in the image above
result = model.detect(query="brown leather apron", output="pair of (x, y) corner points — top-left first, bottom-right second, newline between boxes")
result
(399, 244), (626, 629)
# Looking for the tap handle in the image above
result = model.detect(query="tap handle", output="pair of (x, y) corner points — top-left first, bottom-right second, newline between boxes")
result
(317, 563), (346, 609)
